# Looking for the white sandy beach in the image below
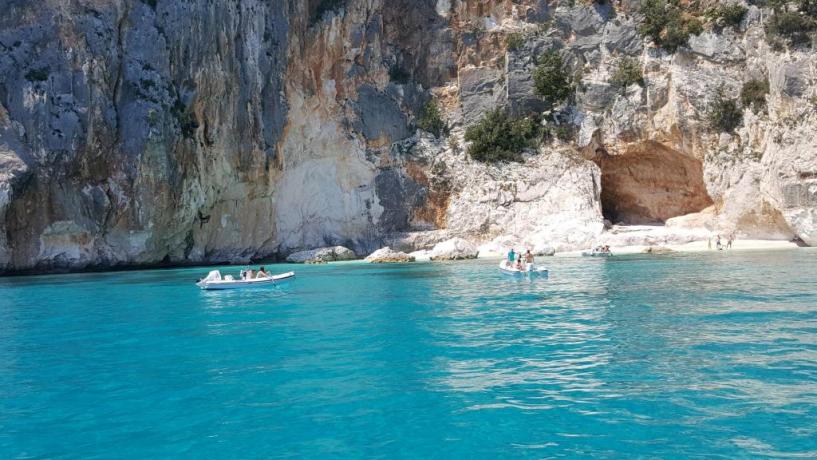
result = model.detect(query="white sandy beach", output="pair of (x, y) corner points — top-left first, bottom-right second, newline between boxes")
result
(555, 239), (802, 257)
(468, 239), (803, 261)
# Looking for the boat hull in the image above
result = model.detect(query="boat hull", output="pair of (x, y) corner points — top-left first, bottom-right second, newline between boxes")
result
(498, 261), (548, 276)
(196, 272), (295, 290)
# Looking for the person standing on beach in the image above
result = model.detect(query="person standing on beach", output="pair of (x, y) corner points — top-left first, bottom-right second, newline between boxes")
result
(708, 236), (712, 250)
(716, 235), (722, 250)
(727, 233), (734, 249)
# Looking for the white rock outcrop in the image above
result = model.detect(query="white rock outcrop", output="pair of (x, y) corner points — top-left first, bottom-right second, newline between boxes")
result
(428, 238), (479, 261)
(364, 247), (415, 263)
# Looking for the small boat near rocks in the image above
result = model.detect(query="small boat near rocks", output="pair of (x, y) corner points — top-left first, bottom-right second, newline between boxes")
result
(196, 269), (295, 290)
(582, 246), (613, 257)
(499, 261), (548, 276)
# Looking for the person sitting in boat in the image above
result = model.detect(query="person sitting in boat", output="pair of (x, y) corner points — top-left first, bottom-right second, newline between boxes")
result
(525, 250), (534, 264)
(256, 267), (269, 279)
(515, 257), (524, 271)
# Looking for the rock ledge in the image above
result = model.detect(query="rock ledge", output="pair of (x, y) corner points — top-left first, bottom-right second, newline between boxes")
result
(429, 238), (479, 261)
(365, 247), (416, 263)
(286, 246), (357, 263)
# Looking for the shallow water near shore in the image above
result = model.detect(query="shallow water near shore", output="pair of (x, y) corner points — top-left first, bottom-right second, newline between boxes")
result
(2, 249), (817, 458)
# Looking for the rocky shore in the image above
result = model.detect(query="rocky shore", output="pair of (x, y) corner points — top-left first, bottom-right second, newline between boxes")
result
(1, 1), (815, 274)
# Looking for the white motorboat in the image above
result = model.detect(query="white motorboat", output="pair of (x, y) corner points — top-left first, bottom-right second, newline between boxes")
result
(196, 269), (295, 290)
(499, 260), (548, 276)
(582, 247), (613, 257)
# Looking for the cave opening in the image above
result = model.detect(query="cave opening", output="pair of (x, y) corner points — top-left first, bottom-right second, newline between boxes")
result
(597, 143), (714, 225)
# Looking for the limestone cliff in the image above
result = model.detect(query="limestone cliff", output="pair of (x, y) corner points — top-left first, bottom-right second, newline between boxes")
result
(1, 0), (816, 273)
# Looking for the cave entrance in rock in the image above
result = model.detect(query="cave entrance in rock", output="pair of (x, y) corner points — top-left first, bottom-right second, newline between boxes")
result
(597, 142), (714, 225)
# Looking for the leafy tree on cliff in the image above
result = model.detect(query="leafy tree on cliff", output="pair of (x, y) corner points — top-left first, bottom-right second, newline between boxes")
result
(638, 0), (704, 52)
(465, 109), (541, 163)
(417, 100), (448, 138)
(532, 51), (573, 107)
(707, 4), (748, 28)
(609, 58), (644, 91)
(708, 87), (743, 133)
(741, 78), (770, 113)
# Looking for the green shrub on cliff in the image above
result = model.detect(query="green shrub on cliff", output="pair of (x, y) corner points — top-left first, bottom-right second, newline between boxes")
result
(740, 78), (770, 112)
(417, 100), (448, 138)
(506, 33), (525, 51)
(532, 51), (573, 106)
(609, 58), (644, 90)
(767, 11), (817, 46)
(543, 123), (574, 143)
(707, 4), (748, 28)
(465, 109), (540, 163)
(638, 0), (703, 52)
(708, 87), (743, 133)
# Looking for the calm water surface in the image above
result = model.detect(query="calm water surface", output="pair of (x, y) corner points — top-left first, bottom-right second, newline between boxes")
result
(2, 250), (817, 458)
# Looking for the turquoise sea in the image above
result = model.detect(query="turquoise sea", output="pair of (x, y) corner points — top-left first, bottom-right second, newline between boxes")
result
(2, 250), (817, 458)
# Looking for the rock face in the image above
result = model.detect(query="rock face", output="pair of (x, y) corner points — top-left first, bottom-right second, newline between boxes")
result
(286, 246), (357, 263)
(364, 247), (415, 263)
(428, 237), (479, 261)
(1, 1), (816, 273)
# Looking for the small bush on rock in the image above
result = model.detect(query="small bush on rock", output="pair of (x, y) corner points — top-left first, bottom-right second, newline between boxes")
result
(638, 0), (704, 52)
(417, 100), (448, 138)
(708, 87), (743, 133)
(465, 109), (541, 163)
(707, 4), (748, 27)
(740, 78), (770, 112)
(543, 123), (575, 143)
(506, 33), (524, 51)
(533, 50), (573, 106)
(609, 58), (644, 90)
(767, 11), (817, 46)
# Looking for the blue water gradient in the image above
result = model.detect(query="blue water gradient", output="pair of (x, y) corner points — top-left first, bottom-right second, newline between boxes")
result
(2, 250), (817, 458)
